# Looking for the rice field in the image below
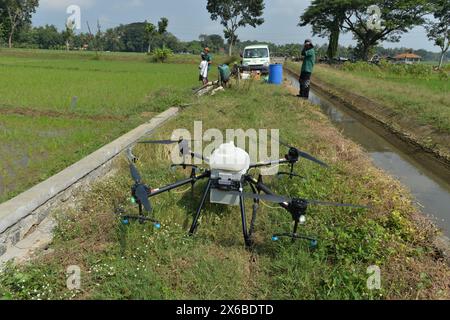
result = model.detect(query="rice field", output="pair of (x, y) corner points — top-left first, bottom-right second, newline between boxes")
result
(0, 50), (202, 202)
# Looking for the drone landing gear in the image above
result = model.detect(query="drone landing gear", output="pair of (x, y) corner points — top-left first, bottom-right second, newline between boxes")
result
(277, 172), (304, 180)
(271, 219), (318, 249)
(276, 159), (304, 180)
(189, 179), (213, 235)
(188, 179), (254, 248)
(121, 215), (161, 229)
(119, 204), (161, 229)
(272, 200), (318, 248)
(272, 233), (318, 248)
(239, 184), (253, 248)
(249, 176), (318, 248)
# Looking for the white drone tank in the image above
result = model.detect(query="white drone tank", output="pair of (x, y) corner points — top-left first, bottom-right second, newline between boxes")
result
(209, 142), (251, 206)
(209, 142), (251, 174)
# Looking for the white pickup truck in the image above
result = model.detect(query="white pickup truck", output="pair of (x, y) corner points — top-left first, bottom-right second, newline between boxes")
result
(241, 44), (271, 74)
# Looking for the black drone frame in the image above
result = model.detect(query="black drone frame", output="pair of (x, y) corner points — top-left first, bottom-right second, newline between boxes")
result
(124, 139), (369, 248)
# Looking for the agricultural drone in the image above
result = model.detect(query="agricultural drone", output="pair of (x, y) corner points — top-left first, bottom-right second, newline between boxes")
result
(121, 138), (369, 247)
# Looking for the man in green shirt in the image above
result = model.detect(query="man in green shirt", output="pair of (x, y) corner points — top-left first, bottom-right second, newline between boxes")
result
(202, 47), (212, 71)
(298, 39), (316, 99)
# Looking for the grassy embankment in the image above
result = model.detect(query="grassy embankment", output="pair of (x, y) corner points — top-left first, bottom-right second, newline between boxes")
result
(285, 61), (450, 161)
(0, 49), (223, 202)
(0, 80), (448, 300)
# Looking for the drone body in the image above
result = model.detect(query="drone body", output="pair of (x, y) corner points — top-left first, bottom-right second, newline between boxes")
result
(123, 138), (369, 248)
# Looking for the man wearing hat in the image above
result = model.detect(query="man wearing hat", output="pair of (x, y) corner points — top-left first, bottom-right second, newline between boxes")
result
(298, 39), (316, 99)
(202, 47), (213, 71)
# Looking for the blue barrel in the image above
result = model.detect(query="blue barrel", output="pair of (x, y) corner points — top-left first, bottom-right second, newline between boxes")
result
(269, 64), (283, 85)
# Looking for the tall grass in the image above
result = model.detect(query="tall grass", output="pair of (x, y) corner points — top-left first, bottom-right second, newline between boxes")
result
(1, 83), (448, 300)
(301, 63), (450, 134)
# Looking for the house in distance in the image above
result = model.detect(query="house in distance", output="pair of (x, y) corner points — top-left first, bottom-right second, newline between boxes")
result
(394, 52), (422, 64)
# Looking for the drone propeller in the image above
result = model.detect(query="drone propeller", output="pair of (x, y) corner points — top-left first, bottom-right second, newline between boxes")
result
(129, 162), (152, 212)
(278, 138), (329, 168)
(233, 191), (370, 210)
(130, 162), (142, 184)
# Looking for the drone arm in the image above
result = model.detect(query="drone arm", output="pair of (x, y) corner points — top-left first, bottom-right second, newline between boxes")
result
(249, 159), (291, 169)
(148, 171), (210, 197)
(190, 152), (209, 163)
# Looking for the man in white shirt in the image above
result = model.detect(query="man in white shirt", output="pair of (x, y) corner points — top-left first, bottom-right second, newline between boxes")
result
(199, 56), (209, 85)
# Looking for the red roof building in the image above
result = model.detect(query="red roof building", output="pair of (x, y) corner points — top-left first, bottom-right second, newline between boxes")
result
(394, 53), (422, 64)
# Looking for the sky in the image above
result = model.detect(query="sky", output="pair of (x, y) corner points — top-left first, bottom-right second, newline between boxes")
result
(32, 0), (439, 52)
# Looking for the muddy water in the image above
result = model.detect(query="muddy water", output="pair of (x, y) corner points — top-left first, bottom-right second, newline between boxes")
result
(288, 75), (450, 237)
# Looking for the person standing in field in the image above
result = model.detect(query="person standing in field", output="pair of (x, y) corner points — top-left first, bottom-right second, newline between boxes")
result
(298, 39), (316, 99)
(202, 47), (212, 71)
(199, 55), (209, 85)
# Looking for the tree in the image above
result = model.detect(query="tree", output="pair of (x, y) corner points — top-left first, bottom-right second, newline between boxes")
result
(29, 24), (62, 49)
(63, 20), (75, 51)
(157, 17), (168, 35)
(143, 18), (169, 53)
(425, 0), (449, 69)
(185, 40), (203, 54)
(206, 0), (265, 56)
(117, 22), (146, 52)
(199, 33), (225, 52)
(0, 21), (6, 47)
(145, 21), (156, 53)
(300, 0), (431, 61)
(341, 0), (430, 60)
(0, 1), (7, 45)
(103, 28), (124, 52)
(157, 17), (169, 47)
(299, 0), (347, 60)
(3, 0), (39, 48)
(86, 20), (103, 57)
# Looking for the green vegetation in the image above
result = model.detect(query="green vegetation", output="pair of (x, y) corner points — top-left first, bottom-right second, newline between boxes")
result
(1, 82), (448, 300)
(206, 0), (265, 56)
(287, 61), (450, 134)
(299, 0), (432, 61)
(0, 56), (195, 115)
(424, 0), (450, 69)
(151, 47), (173, 63)
(0, 50), (209, 202)
(0, 0), (39, 48)
(0, 114), (135, 202)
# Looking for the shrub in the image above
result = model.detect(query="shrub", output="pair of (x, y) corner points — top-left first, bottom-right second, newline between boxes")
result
(151, 47), (173, 63)
(343, 60), (436, 80)
(438, 69), (449, 81)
